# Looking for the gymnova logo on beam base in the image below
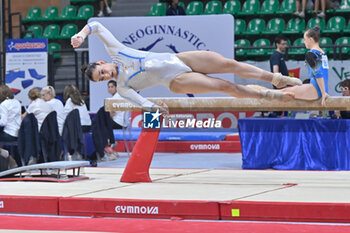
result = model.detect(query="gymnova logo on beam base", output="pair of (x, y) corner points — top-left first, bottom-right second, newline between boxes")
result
(115, 205), (159, 214)
(143, 110), (222, 129)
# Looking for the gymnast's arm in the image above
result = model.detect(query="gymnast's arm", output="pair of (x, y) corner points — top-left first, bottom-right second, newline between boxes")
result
(316, 77), (328, 106)
(71, 21), (126, 53)
(117, 86), (169, 115)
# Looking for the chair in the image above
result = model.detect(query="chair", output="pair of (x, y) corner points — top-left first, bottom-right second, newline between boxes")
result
(186, 1), (203, 15)
(262, 18), (285, 35)
(23, 7), (42, 23)
(179, 1), (185, 9)
(237, 0), (260, 16)
(282, 18), (305, 34)
(42, 6), (59, 21)
(306, 17), (326, 31)
(24, 24), (42, 38)
(235, 39), (250, 56)
(234, 19), (246, 35)
(59, 5), (77, 21)
(336, 0), (350, 13)
(28, 68), (46, 80)
(242, 18), (266, 35)
(247, 38), (271, 56)
(91, 107), (115, 162)
(223, 0), (241, 15)
(59, 24), (78, 39)
(335, 37), (350, 55)
(204, 1), (222, 14)
(48, 43), (61, 60)
(258, 0), (279, 15)
(43, 24), (60, 39)
(17, 113), (40, 166)
(276, 0), (295, 14)
(319, 37), (333, 55)
(62, 109), (84, 159)
(289, 38), (307, 56)
(148, 2), (166, 16)
(75, 5), (94, 20)
(323, 16), (346, 33)
(40, 111), (61, 162)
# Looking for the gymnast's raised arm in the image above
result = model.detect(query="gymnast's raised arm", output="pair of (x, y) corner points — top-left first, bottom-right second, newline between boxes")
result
(71, 21), (126, 54)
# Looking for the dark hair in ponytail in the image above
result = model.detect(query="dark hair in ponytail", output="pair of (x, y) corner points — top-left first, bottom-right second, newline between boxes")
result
(63, 84), (84, 106)
(305, 25), (321, 43)
(81, 62), (99, 81)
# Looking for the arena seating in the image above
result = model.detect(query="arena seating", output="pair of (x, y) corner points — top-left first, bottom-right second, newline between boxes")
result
(21, 1), (350, 61)
(153, 0), (350, 60)
(22, 3), (95, 56)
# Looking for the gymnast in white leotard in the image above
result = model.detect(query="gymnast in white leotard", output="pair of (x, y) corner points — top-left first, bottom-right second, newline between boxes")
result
(71, 21), (302, 114)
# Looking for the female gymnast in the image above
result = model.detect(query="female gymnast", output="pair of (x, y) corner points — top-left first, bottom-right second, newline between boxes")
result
(277, 26), (329, 106)
(71, 21), (302, 114)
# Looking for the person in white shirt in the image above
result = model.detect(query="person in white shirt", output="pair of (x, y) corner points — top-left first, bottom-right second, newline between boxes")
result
(0, 85), (22, 141)
(71, 21), (302, 115)
(41, 86), (65, 135)
(26, 88), (53, 130)
(107, 80), (130, 129)
(63, 85), (91, 132)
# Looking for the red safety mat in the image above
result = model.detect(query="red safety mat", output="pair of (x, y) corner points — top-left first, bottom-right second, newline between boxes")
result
(0, 215), (349, 233)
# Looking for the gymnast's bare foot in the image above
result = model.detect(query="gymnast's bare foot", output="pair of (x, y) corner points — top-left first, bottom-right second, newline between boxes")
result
(262, 90), (295, 102)
(272, 73), (302, 88)
(280, 92), (295, 102)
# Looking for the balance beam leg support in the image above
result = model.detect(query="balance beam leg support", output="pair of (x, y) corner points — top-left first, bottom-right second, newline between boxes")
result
(120, 128), (160, 183)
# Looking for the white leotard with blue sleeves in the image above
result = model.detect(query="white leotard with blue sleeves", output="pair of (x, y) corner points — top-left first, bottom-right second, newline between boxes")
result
(88, 21), (192, 110)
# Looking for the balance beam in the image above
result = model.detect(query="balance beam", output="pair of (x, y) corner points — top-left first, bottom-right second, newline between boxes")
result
(105, 97), (350, 112)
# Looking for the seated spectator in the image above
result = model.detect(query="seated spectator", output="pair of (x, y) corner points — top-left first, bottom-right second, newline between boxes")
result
(293, 0), (311, 18)
(0, 85), (22, 142)
(41, 86), (65, 135)
(313, 0), (334, 18)
(339, 79), (350, 119)
(25, 88), (53, 130)
(166, 0), (186, 15)
(0, 85), (21, 168)
(97, 0), (113, 17)
(63, 85), (91, 133)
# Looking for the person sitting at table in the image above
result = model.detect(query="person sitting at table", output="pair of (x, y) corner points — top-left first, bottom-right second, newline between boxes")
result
(24, 88), (54, 130)
(63, 85), (91, 133)
(0, 85), (22, 142)
(41, 86), (65, 135)
(0, 85), (22, 168)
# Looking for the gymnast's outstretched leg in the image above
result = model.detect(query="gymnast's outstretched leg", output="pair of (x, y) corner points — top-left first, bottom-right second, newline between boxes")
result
(278, 84), (319, 100)
(169, 72), (295, 102)
(176, 51), (302, 88)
